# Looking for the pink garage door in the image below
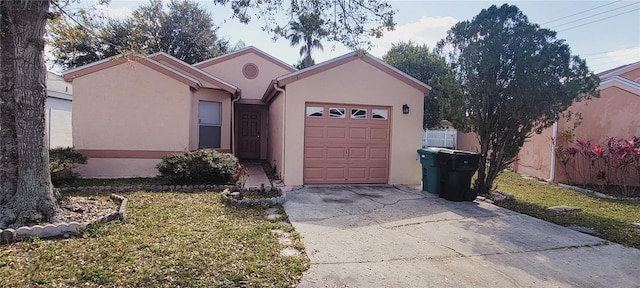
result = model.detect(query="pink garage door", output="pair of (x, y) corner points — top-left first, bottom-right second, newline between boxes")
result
(304, 103), (391, 184)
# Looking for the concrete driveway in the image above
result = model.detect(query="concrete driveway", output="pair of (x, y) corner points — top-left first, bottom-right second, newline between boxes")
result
(283, 185), (640, 287)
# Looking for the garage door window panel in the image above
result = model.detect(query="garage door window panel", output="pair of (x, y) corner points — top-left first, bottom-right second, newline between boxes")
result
(372, 109), (388, 120)
(307, 107), (324, 117)
(329, 108), (346, 118)
(351, 108), (367, 119)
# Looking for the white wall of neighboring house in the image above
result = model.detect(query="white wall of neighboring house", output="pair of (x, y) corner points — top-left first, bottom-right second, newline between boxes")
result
(46, 72), (73, 148)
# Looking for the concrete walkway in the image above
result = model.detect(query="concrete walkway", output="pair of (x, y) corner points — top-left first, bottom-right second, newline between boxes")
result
(240, 161), (271, 188)
(283, 185), (640, 287)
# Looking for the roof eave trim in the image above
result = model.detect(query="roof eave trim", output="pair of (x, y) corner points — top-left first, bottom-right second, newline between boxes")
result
(149, 52), (239, 94)
(598, 61), (640, 79)
(261, 79), (280, 103)
(143, 58), (202, 89)
(275, 52), (431, 95)
(599, 76), (640, 95)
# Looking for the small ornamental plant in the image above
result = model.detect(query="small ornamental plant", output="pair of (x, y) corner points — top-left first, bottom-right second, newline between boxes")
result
(235, 163), (250, 189)
(157, 149), (238, 184)
(49, 147), (87, 186)
(555, 134), (640, 197)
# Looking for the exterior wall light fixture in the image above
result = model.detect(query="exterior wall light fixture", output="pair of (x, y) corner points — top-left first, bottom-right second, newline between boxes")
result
(402, 104), (410, 114)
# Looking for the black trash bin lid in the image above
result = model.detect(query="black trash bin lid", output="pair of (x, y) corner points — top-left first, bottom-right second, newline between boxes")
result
(437, 149), (479, 156)
(418, 147), (448, 154)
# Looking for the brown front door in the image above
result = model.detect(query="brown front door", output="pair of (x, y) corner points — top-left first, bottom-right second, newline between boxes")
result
(237, 111), (261, 159)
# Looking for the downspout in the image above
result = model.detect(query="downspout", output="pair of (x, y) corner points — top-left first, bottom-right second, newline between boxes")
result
(274, 83), (286, 181)
(547, 120), (558, 182)
(231, 91), (241, 155)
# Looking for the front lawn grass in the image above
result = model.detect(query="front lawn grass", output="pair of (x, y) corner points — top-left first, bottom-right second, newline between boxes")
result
(0, 192), (308, 287)
(494, 171), (640, 249)
(64, 177), (171, 187)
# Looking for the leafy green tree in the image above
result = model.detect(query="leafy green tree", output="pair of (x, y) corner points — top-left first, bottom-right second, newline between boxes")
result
(49, 0), (230, 69)
(435, 4), (600, 194)
(288, 12), (328, 68)
(383, 41), (453, 129)
(214, 0), (395, 50)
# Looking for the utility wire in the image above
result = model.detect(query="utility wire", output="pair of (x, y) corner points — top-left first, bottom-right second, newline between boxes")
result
(549, 2), (639, 29)
(587, 51), (640, 60)
(582, 47), (640, 56)
(541, 0), (622, 25)
(557, 7), (640, 32)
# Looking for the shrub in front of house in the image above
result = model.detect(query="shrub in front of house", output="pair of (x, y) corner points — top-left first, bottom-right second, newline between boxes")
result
(49, 147), (87, 186)
(157, 149), (239, 184)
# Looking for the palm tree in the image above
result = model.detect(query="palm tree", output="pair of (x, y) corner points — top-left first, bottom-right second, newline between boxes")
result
(288, 13), (328, 69)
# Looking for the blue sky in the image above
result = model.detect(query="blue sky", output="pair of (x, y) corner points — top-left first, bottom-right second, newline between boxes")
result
(67, 0), (640, 73)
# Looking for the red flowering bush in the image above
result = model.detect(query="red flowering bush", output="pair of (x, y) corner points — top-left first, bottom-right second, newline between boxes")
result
(556, 135), (639, 196)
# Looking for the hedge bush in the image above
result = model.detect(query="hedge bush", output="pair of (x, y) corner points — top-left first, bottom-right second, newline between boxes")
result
(49, 147), (87, 186)
(157, 149), (239, 184)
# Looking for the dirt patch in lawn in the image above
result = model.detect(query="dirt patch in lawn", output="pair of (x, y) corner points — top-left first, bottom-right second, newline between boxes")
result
(54, 196), (118, 224)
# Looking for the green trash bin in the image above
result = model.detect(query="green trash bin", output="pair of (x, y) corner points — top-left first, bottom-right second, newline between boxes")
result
(417, 147), (446, 194)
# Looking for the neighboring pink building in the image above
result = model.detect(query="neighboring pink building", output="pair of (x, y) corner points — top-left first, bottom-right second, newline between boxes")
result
(513, 61), (640, 186)
(64, 47), (430, 185)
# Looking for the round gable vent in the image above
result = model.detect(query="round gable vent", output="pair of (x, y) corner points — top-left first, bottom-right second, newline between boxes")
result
(242, 63), (259, 79)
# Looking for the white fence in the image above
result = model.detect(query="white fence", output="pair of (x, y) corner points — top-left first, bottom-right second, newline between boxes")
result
(423, 129), (457, 148)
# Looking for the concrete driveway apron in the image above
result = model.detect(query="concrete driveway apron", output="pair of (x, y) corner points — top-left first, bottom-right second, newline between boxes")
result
(283, 185), (640, 288)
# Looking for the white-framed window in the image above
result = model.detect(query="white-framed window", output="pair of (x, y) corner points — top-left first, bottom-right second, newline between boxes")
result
(198, 101), (222, 148)
(372, 109), (388, 120)
(306, 106), (324, 117)
(351, 108), (367, 119)
(329, 108), (346, 118)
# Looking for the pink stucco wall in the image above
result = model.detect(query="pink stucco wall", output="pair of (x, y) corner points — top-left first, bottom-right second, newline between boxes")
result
(71, 60), (232, 177)
(73, 62), (192, 152)
(197, 51), (294, 99)
(267, 92), (285, 179)
(279, 58), (426, 185)
(552, 85), (640, 185)
(456, 132), (480, 153)
(620, 69), (640, 82)
(514, 127), (554, 180)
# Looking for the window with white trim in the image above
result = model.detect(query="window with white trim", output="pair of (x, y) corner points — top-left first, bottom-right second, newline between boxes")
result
(199, 101), (221, 148)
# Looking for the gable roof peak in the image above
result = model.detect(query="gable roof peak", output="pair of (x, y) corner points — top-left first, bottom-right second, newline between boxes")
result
(194, 46), (297, 72)
(275, 51), (431, 94)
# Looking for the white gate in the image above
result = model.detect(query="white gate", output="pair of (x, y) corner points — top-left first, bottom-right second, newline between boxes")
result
(423, 129), (457, 148)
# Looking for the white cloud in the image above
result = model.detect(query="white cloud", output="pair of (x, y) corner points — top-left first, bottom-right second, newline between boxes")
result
(368, 16), (458, 58)
(589, 46), (640, 73)
(94, 4), (133, 19)
(605, 47), (640, 63)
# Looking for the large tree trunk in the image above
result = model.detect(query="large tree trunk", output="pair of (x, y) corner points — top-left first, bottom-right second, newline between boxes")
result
(0, 0), (58, 229)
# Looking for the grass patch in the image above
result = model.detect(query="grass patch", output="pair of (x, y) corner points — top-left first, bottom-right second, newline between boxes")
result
(62, 177), (171, 187)
(494, 171), (640, 248)
(0, 192), (308, 287)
